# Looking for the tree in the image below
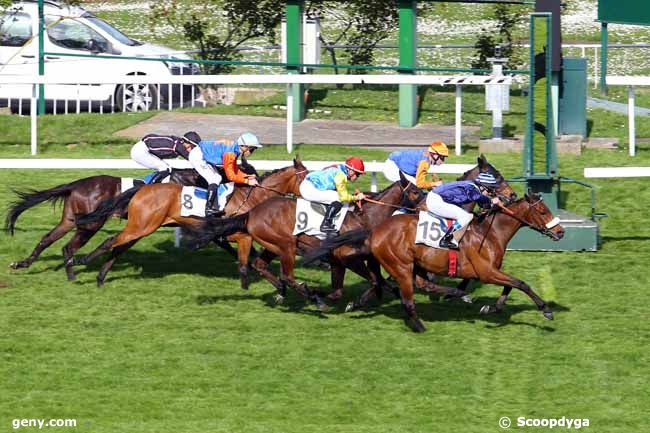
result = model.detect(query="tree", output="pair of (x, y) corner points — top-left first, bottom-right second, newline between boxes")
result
(305, 0), (398, 74)
(150, 0), (284, 74)
(472, 4), (525, 71)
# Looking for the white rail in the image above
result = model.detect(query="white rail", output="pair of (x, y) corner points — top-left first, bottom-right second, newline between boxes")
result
(605, 75), (650, 157)
(584, 167), (650, 178)
(1, 73), (512, 156)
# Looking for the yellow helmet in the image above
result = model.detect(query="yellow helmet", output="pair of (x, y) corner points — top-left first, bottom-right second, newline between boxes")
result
(428, 141), (449, 157)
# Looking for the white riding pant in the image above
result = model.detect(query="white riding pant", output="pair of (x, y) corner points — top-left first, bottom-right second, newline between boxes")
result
(383, 158), (417, 185)
(299, 179), (340, 204)
(426, 192), (473, 229)
(131, 140), (169, 171)
(189, 146), (222, 185)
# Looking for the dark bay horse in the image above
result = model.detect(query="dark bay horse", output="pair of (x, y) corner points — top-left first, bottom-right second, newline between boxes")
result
(4, 169), (206, 280)
(72, 158), (308, 287)
(318, 192), (565, 332)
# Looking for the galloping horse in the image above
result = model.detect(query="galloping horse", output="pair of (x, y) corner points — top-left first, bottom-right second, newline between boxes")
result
(4, 168), (210, 281)
(316, 192), (565, 332)
(188, 155), (516, 308)
(72, 158), (307, 287)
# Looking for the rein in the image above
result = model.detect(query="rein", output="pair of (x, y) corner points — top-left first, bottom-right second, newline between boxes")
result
(362, 197), (415, 212)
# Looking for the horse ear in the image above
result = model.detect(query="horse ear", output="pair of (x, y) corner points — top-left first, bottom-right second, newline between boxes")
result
(478, 154), (488, 168)
(398, 170), (408, 186)
(293, 154), (302, 167)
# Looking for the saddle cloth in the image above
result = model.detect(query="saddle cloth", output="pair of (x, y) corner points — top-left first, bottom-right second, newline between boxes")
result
(180, 183), (234, 217)
(292, 199), (350, 240)
(414, 211), (458, 249)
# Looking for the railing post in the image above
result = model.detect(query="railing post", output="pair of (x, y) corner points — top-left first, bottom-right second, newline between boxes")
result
(31, 84), (38, 155)
(455, 85), (462, 156)
(628, 85), (636, 157)
(287, 83), (294, 154)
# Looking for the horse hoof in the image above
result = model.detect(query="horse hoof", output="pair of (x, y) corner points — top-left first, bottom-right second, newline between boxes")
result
(273, 294), (285, 305)
(461, 295), (473, 304)
(66, 272), (76, 282)
(9, 262), (19, 270)
(327, 289), (343, 301)
(407, 319), (426, 333)
(543, 310), (554, 320)
(345, 302), (355, 313)
(479, 305), (492, 315)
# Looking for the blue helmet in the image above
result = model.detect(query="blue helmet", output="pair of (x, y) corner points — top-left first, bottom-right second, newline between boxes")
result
(474, 172), (499, 189)
(235, 132), (262, 148)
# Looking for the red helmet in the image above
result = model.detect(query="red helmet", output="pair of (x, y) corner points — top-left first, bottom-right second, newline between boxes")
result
(345, 157), (365, 174)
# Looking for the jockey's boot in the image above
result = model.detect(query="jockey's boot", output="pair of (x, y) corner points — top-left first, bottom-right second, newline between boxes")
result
(438, 225), (458, 250)
(320, 201), (342, 233)
(205, 184), (224, 218)
(150, 169), (171, 184)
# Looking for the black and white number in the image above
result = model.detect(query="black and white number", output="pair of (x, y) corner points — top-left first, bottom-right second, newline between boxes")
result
(182, 193), (194, 210)
(296, 211), (309, 230)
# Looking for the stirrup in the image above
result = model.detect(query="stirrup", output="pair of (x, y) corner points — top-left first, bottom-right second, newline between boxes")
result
(320, 223), (337, 233)
(205, 208), (225, 218)
(439, 236), (458, 250)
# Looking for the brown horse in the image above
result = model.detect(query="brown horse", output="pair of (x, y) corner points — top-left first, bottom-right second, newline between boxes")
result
(187, 155), (517, 308)
(73, 158), (308, 287)
(316, 191), (565, 332)
(4, 169), (211, 281)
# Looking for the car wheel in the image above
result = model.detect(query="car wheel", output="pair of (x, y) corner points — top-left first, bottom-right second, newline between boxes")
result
(115, 83), (158, 112)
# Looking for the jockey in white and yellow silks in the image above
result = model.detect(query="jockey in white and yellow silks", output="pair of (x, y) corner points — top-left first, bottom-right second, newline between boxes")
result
(383, 141), (448, 190)
(299, 157), (366, 233)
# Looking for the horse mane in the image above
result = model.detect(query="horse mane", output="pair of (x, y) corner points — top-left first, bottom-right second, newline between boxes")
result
(258, 165), (291, 183)
(365, 181), (398, 199)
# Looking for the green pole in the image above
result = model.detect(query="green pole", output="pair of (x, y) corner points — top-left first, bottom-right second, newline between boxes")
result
(545, 14), (557, 177)
(600, 22), (608, 95)
(285, 0), (305, 122)
(523, 15), (535, 177)
(37, 0), (45, 115)
(398, 0), (417, 128)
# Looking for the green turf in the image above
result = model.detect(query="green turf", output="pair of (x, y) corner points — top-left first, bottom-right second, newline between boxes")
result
(1, 144), (649, 432)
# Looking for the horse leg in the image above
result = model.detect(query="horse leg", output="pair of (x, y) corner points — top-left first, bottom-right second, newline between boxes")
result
(278, 252), (327, 311)
(479, 286), (513, 315)
(62, 227), (100, 281)
(251, 249), (283, 292)
(479, 270), (553, 320)
(10, 219), (73, 270)
(414, 269), (472, 304)
(327, 261), (346, 301)
(235, 235), (253, 291)
(96, 240), (139, 287)
(73, 235), (117, 266)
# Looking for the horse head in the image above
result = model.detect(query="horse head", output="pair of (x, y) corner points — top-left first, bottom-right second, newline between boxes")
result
(398, 171), (426, 210)
(506, 190), (565, 241)
(460, 154), (517, 204)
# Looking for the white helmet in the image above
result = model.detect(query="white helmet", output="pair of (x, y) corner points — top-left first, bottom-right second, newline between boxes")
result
(235, 132), (262, 148)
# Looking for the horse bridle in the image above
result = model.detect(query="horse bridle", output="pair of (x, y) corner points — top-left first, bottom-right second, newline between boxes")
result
(497, 198), (561, 239)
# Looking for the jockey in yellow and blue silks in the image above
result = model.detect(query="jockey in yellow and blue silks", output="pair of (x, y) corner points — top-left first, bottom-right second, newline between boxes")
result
(299, 157), (366, 233)
(383, 141), (448, 190)
(188, 132), (261, 217)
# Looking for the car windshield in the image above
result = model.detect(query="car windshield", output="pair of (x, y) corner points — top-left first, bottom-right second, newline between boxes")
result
(83, 14), (142, 46)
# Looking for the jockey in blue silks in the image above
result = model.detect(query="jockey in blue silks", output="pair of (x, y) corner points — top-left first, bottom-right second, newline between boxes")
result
(426, 172), (502, 249)
(188, 132), (262, 217)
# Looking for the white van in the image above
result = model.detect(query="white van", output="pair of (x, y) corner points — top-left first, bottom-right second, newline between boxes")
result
(0, 0), (199, 112)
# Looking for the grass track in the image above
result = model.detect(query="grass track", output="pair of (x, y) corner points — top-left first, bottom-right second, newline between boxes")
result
(1, 145), (649, 432)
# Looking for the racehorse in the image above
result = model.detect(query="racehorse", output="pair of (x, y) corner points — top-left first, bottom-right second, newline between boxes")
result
(313, 191), (565, 332)
(187, 155), (517, 309)
(5, 169), (206, 281)
(71, 158), (308, 288)
(5, 159), (258, 281)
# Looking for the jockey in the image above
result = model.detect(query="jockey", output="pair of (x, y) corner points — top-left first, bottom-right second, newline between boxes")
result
(130, 131), (201, 183)
(188, 132), (262, 217)
(299, 157), (366, 233)
(426, 172), (502, 249)
(383, 141), (448, 190)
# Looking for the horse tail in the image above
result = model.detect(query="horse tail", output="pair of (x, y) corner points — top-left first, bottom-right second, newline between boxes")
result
(4, 183), (75, 235)
(76, 185), (142, 226)
(184, 213), (249, 249)
(302, 229), (370, 265)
